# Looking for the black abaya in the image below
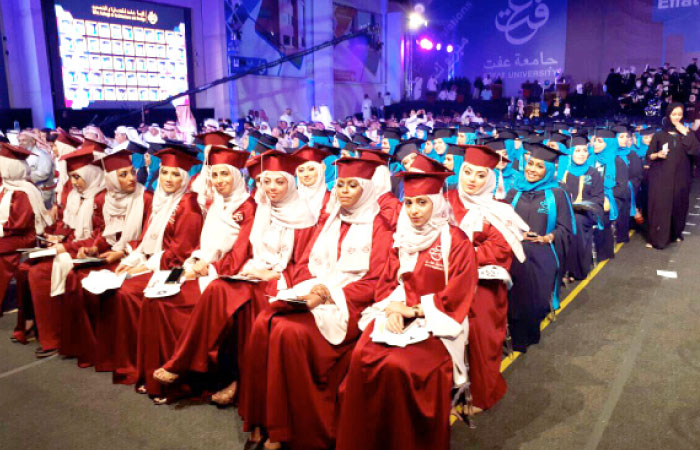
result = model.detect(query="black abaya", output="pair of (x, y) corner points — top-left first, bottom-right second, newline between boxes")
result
(646, 130), (700, 249)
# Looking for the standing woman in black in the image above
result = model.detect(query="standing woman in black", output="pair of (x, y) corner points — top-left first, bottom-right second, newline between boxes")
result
(646, 103), (700, 249)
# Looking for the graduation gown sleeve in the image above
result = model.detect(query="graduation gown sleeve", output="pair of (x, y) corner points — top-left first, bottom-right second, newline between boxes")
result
(211, 199), (256, 276)
(158, 193), (204, 270)
(0, 191), (36, 254)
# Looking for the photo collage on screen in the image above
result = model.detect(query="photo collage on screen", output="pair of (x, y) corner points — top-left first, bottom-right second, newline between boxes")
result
(56, 6), (189, 109)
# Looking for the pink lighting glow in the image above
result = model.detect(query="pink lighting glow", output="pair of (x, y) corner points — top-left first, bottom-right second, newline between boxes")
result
(419, 38), (433, 50)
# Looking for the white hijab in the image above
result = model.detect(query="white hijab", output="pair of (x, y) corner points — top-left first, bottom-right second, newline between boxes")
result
(197, 164), (249, 263)
(0, 156), (54, 236)
(246, 171), (315, 272)
(55, 141), (77, 199)
(63, 164), (106, 240)
(308, 178), (378, 281)
(371, 164), (392, 196)
(136, 168), (190, 256)
(102, 168), (146, 252)
(393, 193), (452, 283)
(296, 161), (327, 222)
(457, 164), (528, 262)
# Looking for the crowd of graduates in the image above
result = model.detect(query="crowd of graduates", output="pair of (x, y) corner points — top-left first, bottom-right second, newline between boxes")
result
(0, 99), (698, 450)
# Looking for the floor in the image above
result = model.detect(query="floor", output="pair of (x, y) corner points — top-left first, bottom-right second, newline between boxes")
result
(1, 197), (699, 449)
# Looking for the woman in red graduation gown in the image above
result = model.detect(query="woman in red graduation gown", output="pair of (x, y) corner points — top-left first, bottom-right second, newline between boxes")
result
(293, 146), (331, 222)
(336, 171), (478, 450)
(28, 147), (107, 357)
(153, 150), (316, 405)
(59, 149), (153, 367)
(135, 147), (254, 403)
(1, 143), (53, 317)
(447, 145), (528, 412)
(240, 157), (393, 450)
(98, 148), (203, 384)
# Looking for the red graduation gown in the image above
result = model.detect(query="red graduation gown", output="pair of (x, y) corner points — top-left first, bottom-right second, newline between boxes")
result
(28, 190), (107, 351)
(160, 221), (316, 386)
(238, 214), (393, 450)
(336, 225), (477, 450)
(377, 191), (401, 229)
(59, 191), (154, 368)
(448, 189), (514, 410)
(0, 191), (36, 312)
(96, 192), (203, 384)
(136, 198), (257, 396)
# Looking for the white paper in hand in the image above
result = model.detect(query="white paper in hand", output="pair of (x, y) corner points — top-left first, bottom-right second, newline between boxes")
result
(370, 316), (430, 348)
(81, 270), (127, 294)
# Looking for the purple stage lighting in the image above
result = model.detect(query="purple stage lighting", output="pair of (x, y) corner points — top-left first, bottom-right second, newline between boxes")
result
(446, 44), (454, 53)
(419, 38), (433, 51)
(436, 43), (442, 51)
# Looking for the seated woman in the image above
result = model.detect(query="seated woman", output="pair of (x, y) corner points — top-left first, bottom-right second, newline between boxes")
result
(447, 145), (527, 412)
(591, 129), (618, 262)
(132, 147), (254, 403)
(612, 126), (643, 243)
(443, 144), (465, 190)
(505, 143), (575, 351)
(152, 150), (316, 405)
(239, 157), (394, 450)
(28, 147), (107, 358)
(97, 148), (204, 384)
(59, 149), (153, 368)
(1, 143), (53, 324)
(293, 146), (332, 222)
(336, 171), (477, 450)
(560, 136), (605, 280)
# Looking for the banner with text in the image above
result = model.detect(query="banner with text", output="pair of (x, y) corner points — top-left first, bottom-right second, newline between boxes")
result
(416, 0), (568, 96)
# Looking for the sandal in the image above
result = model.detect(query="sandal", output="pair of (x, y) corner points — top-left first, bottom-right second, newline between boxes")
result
(211, 381), (237, 406)
(11, 326), (37, 344)
(136, 385), (148, 395)
(153, 368), (179, 385)
(34, 347), (58, 358)
(153, 396), (168, 405)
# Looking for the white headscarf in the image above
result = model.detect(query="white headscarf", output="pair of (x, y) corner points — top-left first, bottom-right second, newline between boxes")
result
(457, 164), (528, 262)
(393, 193), (452, 282)
(63, 164), (106, 240)
(102, 168), (146, 252)
(55, 141), (78, 198)
(296, 161), (327, 222)
(197, 164), (249, 263)
(0, 156), (54, 236)
(371, 164), (392, 196)
(308, 178), (378, 281)
(134, 168), (190, 256)
(245, 171), (315, 272)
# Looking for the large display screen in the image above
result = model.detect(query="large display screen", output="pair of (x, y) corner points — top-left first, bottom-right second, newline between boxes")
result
(49, 0), (192, 110)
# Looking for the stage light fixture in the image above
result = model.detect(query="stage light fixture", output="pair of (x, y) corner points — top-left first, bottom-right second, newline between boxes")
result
(419, 38), (433, 50)
(436, 43), (442, 51)
(408, 12), (427, 30)
(446, 44), (454, 53)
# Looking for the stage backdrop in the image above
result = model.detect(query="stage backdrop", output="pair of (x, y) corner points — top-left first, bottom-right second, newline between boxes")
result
(413, 0), (568, 97)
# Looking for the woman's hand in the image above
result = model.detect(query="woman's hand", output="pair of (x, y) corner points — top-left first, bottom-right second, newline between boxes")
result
(386, 312), (405, 334)
(127, 265), (150, 276)
(99, 251), (125, 264)
(303, 293), (324, 309)
(45, 234), (63, 244)
(53, 243), (66, 254)
(385, 301), (413, 317)
(674, 122), (690, 136)
(239, 268), (280, 282)
(310, 284), (332, 304)
(183, 269), (197, 281)
(115, 264), (130, 275)
(77, 246), (98, 258)
(192, 259), (209, 277)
